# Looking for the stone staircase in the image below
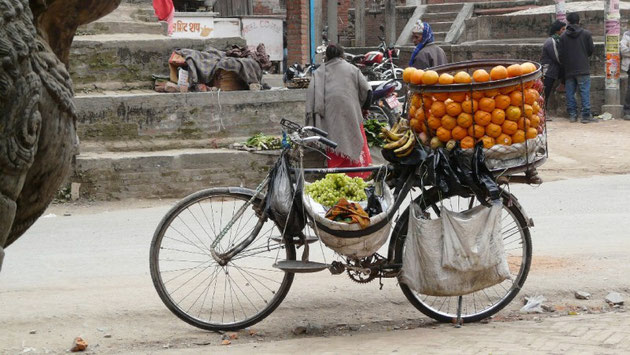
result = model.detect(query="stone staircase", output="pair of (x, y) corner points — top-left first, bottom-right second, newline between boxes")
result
(421, 3), (465, 44)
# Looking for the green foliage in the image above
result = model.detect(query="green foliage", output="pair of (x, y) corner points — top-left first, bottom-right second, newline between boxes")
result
(363, 119), (387, 147)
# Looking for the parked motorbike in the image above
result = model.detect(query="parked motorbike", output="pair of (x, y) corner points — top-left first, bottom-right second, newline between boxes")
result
(365, 80), (401, 127)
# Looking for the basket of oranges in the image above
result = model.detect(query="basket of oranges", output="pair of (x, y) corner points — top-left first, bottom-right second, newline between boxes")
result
(401, 59), (547, 173)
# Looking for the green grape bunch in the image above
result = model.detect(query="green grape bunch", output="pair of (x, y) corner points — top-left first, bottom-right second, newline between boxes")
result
(305, 174), (368, 207)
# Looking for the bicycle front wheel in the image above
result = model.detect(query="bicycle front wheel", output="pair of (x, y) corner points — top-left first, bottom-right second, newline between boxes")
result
(394, 187), (532, 323)
(150, 188), (296, 331)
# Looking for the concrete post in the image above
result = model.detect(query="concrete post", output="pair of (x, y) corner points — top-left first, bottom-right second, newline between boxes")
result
(384, 0), (396, 46)
(603, 0), (623, 118)
(327, 0), (338, 43)
(354, 0), (366, 46)
(554, 0), (566, 23)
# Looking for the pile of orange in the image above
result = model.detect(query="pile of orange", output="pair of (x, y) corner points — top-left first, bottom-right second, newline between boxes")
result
(406, 63), (543, 150)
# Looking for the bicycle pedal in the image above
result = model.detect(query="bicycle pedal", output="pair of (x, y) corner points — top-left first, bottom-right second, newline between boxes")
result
(273, 260), (329, 273)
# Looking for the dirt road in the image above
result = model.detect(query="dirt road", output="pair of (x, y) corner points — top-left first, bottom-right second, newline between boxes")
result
(1, 120), (629, 354)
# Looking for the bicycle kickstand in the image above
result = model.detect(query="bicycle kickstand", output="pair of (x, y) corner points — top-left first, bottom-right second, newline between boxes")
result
(455, 295), (463, 328)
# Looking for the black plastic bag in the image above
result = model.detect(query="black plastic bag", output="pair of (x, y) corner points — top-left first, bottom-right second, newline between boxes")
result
(365, 185), (383, 217)
(471, 141), (500, 203)
(264, 153), (306, 237)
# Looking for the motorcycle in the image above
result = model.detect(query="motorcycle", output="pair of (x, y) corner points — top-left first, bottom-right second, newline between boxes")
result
(365, 80), (401, 127)
(345, 25), (403, 88)
(283, 27), (329, 87)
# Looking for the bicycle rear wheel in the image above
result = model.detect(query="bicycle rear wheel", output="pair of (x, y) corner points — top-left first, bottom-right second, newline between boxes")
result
(393, 187), (532, 323)
(150, 188), (296, 331)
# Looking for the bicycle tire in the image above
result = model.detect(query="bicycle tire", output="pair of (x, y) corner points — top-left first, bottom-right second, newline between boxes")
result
(393, 187), (532, 323)
(150, 188), (296, 331)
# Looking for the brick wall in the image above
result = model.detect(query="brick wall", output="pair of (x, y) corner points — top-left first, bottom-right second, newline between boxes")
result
(287, 0), (310, 65)
(253, 0), (284, 15)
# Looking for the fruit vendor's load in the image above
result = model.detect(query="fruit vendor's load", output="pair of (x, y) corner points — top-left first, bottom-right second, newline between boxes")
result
(304, 173), (368, 207)
(380, 119), (416, 158)
(402, 60), (547, 171)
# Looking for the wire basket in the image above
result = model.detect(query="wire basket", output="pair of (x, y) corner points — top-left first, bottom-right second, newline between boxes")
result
(404, 59), (548, 175)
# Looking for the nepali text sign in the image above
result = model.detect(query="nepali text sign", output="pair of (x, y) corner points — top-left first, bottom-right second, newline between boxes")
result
(241, 18), (283, 61)
(172, 14), (215, 39)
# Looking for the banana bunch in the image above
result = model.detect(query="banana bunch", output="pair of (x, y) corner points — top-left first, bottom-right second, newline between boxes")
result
(380, 120), (416, 158)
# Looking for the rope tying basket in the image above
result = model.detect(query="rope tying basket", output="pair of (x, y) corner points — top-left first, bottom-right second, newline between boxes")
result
(302, 184), (395, 259)
(403, 59), (548, 174)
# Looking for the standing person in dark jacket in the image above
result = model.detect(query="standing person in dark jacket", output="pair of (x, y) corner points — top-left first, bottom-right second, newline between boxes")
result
(409, 20), (447, 70)
(558, 13), (597, 123)
(540, 20), (566, 121)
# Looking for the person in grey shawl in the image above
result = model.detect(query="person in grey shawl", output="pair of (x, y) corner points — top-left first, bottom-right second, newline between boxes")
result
(306, 44), (373, 177)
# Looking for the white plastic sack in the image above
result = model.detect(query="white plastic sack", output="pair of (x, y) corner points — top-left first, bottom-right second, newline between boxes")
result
(303, 184), (394, 259)
(399, 202), (511, 297)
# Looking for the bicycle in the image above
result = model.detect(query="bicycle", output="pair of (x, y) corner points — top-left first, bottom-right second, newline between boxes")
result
(149, 119), (536, 331)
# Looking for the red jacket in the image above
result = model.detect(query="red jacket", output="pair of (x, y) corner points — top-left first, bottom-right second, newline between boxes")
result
(153, 0), (174, 21)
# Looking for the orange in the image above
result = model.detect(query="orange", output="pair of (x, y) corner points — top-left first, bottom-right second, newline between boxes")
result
(530, 115), (541, 128)
(472, 69), (490, 83)
(496, 133), (512, 146)
(509, 91), (523, 106)
(474, 110), (492, 126)
(423, 96), (434, 110)
(441, 115), (457, 130)
(436, 127), (451, 142)
(430, 101), (447, 118)
(484, 89), (499, 98)
(523, 104), (533, 118)
(495, 95), (511, 110)
(410, 93), (422, 108)
(524, 88), (539, 105)
(462, 99), (479, 114)
(468, 124), (485, 139)
(433, 92), (450, 101)
(479, 97), (496, 113)
(427, 115), (442, 130)
(408, 106), (416, 119)
(532, 101), (541, 114)
(439, 73), (454, 85)
(446, 101), (462, 117)
(460, 136), (475, 149)
(449, 91), (467, 103)
(526, 127), (538, 139)
(490, 65), (508, 80)
(512, 130), (525, 144)
(454, 71), (472, 84)
(499, 85), (519, 95)
(410, 118), (422, 133)
(457, 112), (473, 128)
(491, 108), (506, 125)
(472, 90), (485, 100)
(502, 120), (518, 135)
(402, 67), (416, 83)
(520, 62), (536, 74)
(486, 123), (502, 138)
(507, 64), (522, 78)
(506, 106), (522, 121)
(523, 80), (534, 89)
(410, 69), (424, 85)
(481, 135), (495, 149)
(451, 126), (468, 141)
(422, 70), (439, 85)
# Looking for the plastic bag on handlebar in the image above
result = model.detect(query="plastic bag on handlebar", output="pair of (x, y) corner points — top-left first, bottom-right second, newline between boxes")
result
(264, 152), (306, 237)
(471, 141), (500, 203)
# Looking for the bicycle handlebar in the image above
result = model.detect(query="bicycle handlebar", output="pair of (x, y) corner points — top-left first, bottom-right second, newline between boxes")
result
(318, 136), (338, 149)
(302, 126), (329, 137)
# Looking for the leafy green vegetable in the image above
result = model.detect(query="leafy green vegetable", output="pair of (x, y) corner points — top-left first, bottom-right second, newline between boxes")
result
(245, 133), (283, 150)
(363, 119), (387, 147)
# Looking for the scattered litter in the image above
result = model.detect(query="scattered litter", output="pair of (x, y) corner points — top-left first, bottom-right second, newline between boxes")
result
(520, 295), (546, 314)
(221, 339), (231, 346)
(162, 343), (170, 349)
(42, 214), (56, 218)
(193, 341), (212, 346)
(575, 291), (591, 300)
(292, 325), (307, 335)
(596, 112), (614, 121)
(63, 213), (71, 217)
(541, 304), (556, 313)
(70, 337), (88, 352)
(606, 292), (625, 306)
(29, 330), (37, 334)
(568, 311), (579, 315)
(103, 334), (112, 339)
(228, 332), (239, 340)
(248, 329), (258, 336)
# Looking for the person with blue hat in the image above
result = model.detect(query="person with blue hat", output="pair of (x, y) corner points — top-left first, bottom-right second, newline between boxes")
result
(409, 20), (447, 70)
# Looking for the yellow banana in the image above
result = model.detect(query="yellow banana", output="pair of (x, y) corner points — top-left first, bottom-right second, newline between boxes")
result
(395, 145), (415, 157)
(383, 131), (409, 150)
(381, 128), (404, 142)
(394, 132), (416, 153)
(390, 121), (401, 134)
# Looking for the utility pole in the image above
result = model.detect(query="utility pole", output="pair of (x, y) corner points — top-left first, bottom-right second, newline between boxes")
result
(554, 0), (566, 23)
(384, 0), (396, 46)
(603, 0), (623, 118)
(354, 0), (366, 46)
(327, 0), (338, 44)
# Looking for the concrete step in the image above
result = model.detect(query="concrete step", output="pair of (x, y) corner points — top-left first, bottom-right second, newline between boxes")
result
(78, 21), (166, 36)
(421, 11), (460, 23)
(425, 3), (465, 13)
(430, 21), (453, 33)
(73, 89), (306, 142)
(69, 34), (245, 91)
(433, 32), (447, 42)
